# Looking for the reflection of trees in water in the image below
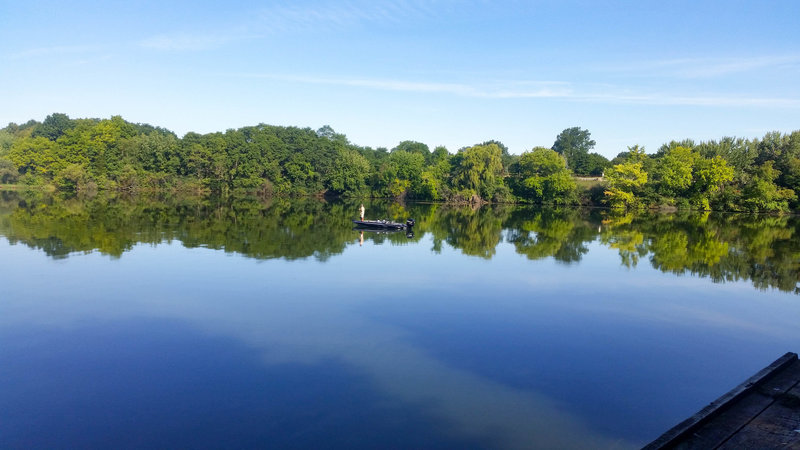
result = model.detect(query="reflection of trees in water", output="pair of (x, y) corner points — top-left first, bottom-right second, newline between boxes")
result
(600, 214), (647, 268)
(0, 194), (435, 261)
(1, 192), (798, 294)
(601, 212), (800, 294)
(0, 193), (355, 261)
(715, 216), (799, 293)
(182, 198), (354, 261)
(427, 204), (511, 259)
(505, 208), (594, 264)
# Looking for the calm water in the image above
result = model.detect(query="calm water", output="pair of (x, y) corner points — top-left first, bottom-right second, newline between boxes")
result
(1, 192), (798, 449)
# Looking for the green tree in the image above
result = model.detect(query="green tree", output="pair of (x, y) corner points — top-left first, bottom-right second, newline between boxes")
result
(393, 140), (431, 164)
(692, 155), (734, 209)
(383, 150), (425, 198)
(316, 125), (348, 145)
(512, 147), (576, 204)
(53, 116), (136, 185)
(584, 152), (610, 176)
(328, 148), (371, 195)
(611, 145), (648, 166)
(0, 158), (18, 183)
(741, 161), (796, 212)
(604, 162), (648, 209)
(430, 146), (450, 164)
(774, 131), (800, 202)
(655, 146), (697, 197)
(479, 140), (515, 173)
(657, 139), (696, 155)
(133, 132), (182, 175)
(552, 127), (596, 175)
(8, 136), (59, 176)
(695, 137), (756, 174)
(54, 163), (90, 192)
(451, 143), (506, 202)
(31, 113), (75, 141)
(415, 147), (451, 201)
(0, 130), (14, 156)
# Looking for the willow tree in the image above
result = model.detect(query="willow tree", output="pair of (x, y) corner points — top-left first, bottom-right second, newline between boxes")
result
(450, 143), (506, 202)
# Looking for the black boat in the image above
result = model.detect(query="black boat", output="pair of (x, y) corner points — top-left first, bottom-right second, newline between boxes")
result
(352, 218), (415, 230)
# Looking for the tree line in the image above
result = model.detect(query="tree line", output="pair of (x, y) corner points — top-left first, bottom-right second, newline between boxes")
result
(0, 114), (797, 211)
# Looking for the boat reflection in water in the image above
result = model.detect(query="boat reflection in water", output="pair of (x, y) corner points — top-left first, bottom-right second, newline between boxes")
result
(354, 227), (414, 240)
(354, 218), (415, 238)
(352, 218), (415, 230)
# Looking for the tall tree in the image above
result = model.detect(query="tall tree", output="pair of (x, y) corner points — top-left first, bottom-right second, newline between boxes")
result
(316, 125), (348, 145)
(31, 113), (75, 141)
(552, 127), (596, 175)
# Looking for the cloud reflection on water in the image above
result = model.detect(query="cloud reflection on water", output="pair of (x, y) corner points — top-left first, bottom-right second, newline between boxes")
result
(0, 239), (634, 449)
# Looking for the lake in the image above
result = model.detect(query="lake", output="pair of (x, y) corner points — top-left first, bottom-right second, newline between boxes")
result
(1, 192), (798, 449)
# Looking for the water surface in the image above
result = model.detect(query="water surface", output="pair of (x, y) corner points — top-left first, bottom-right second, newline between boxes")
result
(1, 193), (798, 448)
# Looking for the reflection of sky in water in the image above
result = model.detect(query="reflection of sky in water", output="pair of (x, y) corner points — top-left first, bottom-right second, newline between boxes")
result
(2, 235), (799, 448)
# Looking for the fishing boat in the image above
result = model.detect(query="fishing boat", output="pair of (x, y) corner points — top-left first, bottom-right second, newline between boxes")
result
(352, 218), (415, 230)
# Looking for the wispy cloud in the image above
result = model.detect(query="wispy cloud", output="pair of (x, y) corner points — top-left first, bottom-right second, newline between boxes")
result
(9, 44), (104, 60)
(138, 0), (434, 51)
(138, 32), (246, 51)
(604, 54), (800, 79)
(586, 92), (800, 107)
(230, 72), (800, 108)
(254, 0), (440, 33)
(236, 73), (573, 98)
(137, 0), (440, 52)
(579, 92), (800, 108)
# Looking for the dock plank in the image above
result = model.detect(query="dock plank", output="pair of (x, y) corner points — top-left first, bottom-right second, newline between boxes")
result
(644, 352), (800, 450)
(674, 360), (800, 449)
(718, 382), (800, 449)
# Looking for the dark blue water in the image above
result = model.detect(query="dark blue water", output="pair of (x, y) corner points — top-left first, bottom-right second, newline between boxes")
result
(1, 199), (798, 449)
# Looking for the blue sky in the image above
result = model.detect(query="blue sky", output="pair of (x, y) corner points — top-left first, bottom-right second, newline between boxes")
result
(1, 0), (798, 157)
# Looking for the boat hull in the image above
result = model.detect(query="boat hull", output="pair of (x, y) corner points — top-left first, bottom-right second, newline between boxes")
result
(352, 219), (407, 229)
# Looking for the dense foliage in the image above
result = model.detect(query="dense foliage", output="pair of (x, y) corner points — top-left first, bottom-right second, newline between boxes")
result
(606, 136), (799, 212)
(1, 114), (797, 211)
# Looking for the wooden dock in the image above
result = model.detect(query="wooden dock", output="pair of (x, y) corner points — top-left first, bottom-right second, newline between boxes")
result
(644, 352), (800, 449)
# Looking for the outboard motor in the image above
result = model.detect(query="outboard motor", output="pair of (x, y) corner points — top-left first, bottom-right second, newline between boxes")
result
(406, 218), (415, 228)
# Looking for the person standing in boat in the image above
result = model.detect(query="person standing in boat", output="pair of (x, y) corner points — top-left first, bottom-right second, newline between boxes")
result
(359, 204), (365, 221)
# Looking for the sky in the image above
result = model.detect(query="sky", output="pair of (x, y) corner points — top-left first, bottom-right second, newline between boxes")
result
(1, 0), (799, 158)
